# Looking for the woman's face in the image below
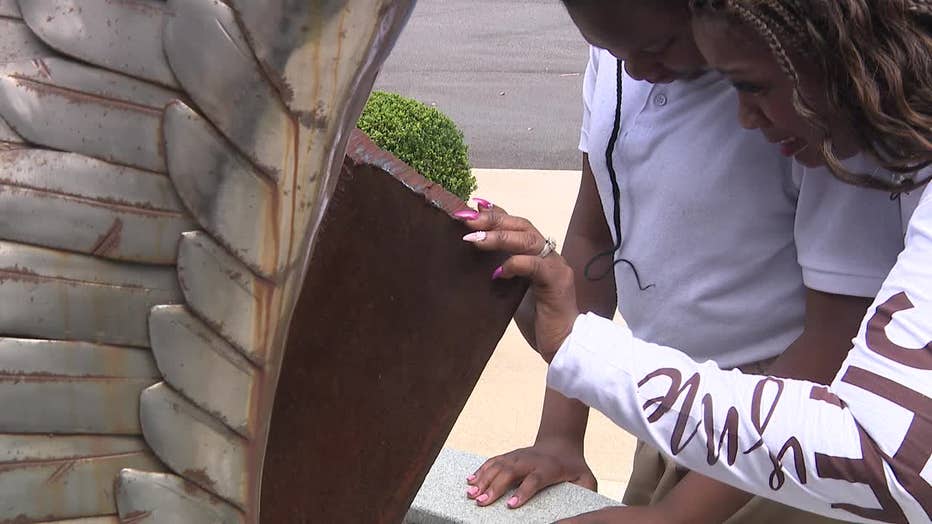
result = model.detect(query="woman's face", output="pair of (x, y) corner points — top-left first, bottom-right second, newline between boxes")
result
(567, 1), (707, 83)
(691, 16), (861, 167)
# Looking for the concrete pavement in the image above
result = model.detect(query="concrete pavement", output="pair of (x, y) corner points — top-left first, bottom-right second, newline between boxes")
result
(375, 0), (589, 170)
(441, 169), (636, 501)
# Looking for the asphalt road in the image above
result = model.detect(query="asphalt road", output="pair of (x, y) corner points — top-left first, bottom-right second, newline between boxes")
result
(375, 0), (589, 170)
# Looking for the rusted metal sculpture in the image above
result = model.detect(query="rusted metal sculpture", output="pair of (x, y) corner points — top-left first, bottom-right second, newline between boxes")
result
(0, 1), (421, 521)
(261, 130), (526, 522)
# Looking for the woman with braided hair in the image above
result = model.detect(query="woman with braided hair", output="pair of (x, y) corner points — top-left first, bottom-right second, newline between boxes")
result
(459, 0), (932, 522)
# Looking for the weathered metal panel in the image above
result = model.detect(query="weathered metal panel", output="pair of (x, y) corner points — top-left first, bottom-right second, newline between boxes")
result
(260, 131), (527, 523)
(0, 149), (195, 264)
(116, 469), (245, 524)
(149, 305), (259, 438)
(20, 0), (178, 87)
(140, 383), (250, 509)
(0, 0), (418, 520)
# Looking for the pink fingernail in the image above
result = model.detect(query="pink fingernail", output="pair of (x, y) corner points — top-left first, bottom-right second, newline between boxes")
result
(467, 474), (476, 482)
(463, 231), (487, 242)
(473, 197), (493, 210)
(467, 486), (479, 497)
(507, 496), (519, 508)
(477, 493), (490, 504)
(492, 266), (504, 280)
(454, 210), (479, 220)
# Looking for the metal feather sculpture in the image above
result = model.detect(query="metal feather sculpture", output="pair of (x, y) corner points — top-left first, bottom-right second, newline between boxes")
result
(0, 0), (414, 521)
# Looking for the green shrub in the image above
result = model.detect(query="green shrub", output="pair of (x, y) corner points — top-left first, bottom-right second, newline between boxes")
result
(357, 91), (476, 200)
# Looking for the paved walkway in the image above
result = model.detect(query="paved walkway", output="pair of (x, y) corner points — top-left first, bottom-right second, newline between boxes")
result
(374, 0), (588, 170)
(442, 169), (636, 501)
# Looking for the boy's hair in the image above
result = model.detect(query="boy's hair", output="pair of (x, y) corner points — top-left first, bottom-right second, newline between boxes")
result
(692, 0), (932, 192)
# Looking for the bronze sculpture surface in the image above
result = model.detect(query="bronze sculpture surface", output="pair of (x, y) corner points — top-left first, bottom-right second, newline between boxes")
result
(0, 1), (415, 520)
(0, 1), (530, 521)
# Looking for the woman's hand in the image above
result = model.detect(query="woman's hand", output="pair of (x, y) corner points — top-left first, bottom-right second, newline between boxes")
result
(456, 200), (580, 361)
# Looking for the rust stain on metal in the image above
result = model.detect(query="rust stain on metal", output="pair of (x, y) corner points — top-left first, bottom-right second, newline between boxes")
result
(250, 277), (275, 366)
(0, 451), (150, 474)
(0, 372), (158, 383)
(0, 177), (188, 217)
(0, 266), (43, 285)
(0, 266), (152, 291)
(258, 56), (295, 104)
(44, 459), (76, 484)
(262, 176), (281, 281)
(180, 475), (204, 496)
(282, 115), (298, 266)
(182, 467), (218, 492)
(91, 218), (124, 257)
(9, 74), (165, 115)
(295, 105), (327, 129)
(31, 58), (51, 79)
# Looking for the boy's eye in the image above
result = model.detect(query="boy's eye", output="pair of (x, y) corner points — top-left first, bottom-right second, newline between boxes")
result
(732, 81), (766, 95)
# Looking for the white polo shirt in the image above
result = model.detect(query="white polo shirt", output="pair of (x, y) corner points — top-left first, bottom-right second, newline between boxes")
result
(580, 47), (907, 368)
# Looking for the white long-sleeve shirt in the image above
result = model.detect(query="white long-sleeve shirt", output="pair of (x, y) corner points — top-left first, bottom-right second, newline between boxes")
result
(548, 185), (932, 523)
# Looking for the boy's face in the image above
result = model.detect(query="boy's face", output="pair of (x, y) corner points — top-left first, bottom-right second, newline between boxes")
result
(567, 1), (706, 83)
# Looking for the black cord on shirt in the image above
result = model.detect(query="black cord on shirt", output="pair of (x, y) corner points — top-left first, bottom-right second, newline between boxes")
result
(584, 59), (654, 291)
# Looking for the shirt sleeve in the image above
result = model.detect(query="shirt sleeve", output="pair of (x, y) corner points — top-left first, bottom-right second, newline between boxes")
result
(578, 46), (600, 154)
(794, 161), (905, 297)
(547, 314), (894, 522)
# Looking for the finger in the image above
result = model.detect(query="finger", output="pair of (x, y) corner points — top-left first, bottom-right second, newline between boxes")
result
(470, 197), (506, 214)
(463, 229), (546, 256)
(456, 206), (537, 235)
(507, 471), (557, 509)
(477, 460), (533, 507)
(469, 456), (498, 485)
(496, 254), (570, 286)
(466, 456), (502, 498)
(470, 460), (505, 499)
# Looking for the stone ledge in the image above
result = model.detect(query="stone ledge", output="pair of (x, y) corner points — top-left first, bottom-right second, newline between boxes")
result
(405, 449), (618, 523)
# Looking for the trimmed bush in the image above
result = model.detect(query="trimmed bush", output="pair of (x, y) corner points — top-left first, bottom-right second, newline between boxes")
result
(357, 91), (476, 200)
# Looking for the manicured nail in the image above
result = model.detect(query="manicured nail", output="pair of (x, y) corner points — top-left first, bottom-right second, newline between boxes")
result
(477, 493), (490, 504)
(507, 496), (519, 508)
(492, 266), (504, 280)
(473, 197), (494, 210)
(467, 474), (476, 482)
(467, 486), (479, 497)
(454, 210), (479, 220)
(463, 231), (487, 242)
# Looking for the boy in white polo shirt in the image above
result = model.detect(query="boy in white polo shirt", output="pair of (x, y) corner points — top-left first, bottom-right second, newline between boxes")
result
(466, 1), (908, 522)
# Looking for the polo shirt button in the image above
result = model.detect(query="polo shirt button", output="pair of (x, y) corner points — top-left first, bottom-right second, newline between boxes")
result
(654, 93), (668, 106)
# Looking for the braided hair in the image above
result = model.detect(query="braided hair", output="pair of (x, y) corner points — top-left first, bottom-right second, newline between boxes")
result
(691, 0), (932, 192)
